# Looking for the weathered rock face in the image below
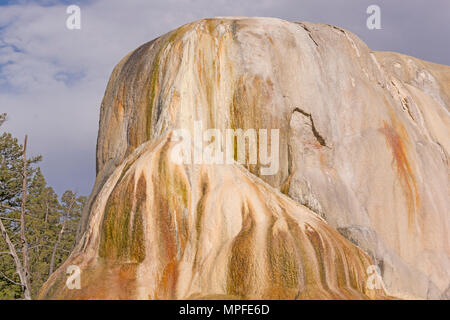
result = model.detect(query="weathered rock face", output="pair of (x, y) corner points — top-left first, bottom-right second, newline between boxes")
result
(40, 17), (449, 299)
(40, 135), (386, 299)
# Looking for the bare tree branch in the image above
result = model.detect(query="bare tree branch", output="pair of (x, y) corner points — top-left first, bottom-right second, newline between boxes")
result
(0, 217), (21, 222)
(0, 113), (6, 127)
(49, 192), (77, 276)
(0, 217), (29, 297)
(0, 270), (23, 287)
(19, 135), (31, 300)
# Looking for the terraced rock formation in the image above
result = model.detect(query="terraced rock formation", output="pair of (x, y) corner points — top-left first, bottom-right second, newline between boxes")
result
(40, 17), (449, 300)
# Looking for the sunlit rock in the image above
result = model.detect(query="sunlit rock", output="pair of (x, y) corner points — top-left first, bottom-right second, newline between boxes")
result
(40, 17), (449, 300)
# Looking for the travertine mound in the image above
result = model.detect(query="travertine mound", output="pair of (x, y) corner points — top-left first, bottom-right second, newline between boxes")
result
(40, 17), (449, 299)
(40, 135), (386, 299)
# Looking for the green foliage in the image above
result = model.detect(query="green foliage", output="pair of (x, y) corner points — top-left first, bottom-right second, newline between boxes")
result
(0, 132), (41, 207)
(0, 116), (86, 299)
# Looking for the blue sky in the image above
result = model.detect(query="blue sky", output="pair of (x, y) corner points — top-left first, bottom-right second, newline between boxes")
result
(0, 0), (449, 196)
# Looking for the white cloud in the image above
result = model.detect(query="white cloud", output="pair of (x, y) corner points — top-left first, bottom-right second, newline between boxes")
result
(0, 0), (448, 195)
(0, 0), (268, 194)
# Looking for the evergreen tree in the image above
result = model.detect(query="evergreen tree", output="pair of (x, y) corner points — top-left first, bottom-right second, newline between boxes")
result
(0, 114), (85, 299)
(49, 191), (86, 277)
(0, 128), (41, 299)
(26, 169), (62, 297)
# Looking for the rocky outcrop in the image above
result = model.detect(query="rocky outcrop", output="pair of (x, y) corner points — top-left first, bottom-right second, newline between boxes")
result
(39, 135), (386, 299)
(40, 17), (449, 299)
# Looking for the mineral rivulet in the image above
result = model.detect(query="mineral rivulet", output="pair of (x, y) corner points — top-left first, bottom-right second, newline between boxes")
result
(40, 17), (450, 300)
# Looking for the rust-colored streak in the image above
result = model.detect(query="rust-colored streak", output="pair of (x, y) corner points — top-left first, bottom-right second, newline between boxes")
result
(152, 144), (181, 299)
(304, 223), (330, 293)
(379, 121), (420, 231)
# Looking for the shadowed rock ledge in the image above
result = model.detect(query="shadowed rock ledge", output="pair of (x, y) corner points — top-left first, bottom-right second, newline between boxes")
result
(40, 17), (449, 300)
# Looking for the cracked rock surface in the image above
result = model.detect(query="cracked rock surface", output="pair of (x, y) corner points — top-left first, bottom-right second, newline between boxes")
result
(40, 17), (449, 300)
